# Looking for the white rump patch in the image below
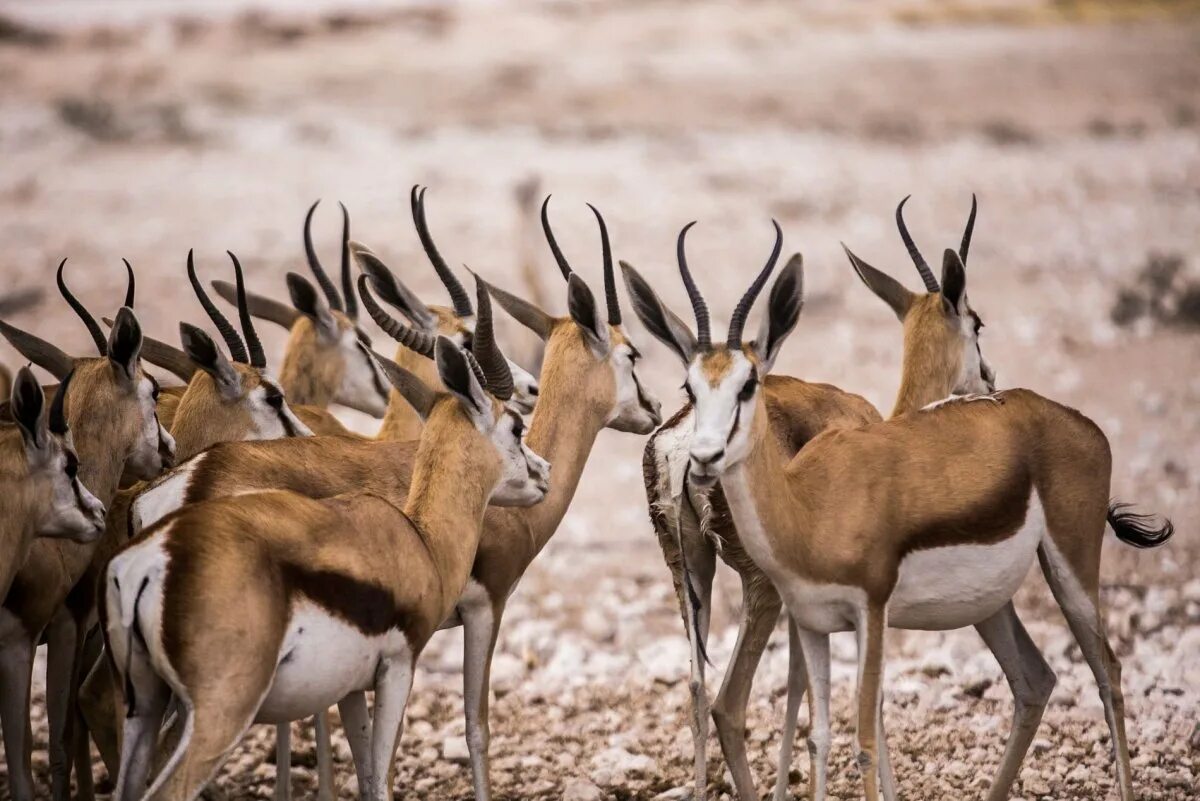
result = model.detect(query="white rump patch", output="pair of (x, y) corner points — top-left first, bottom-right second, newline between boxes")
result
(132, 457), (201, 534)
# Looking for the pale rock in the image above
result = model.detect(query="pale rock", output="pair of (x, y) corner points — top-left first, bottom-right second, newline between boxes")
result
(442, 736), (470, 764)
(562, 778), (604, 801)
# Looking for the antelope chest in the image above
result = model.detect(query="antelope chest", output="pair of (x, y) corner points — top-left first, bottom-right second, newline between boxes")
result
(256, 601), (412, 724)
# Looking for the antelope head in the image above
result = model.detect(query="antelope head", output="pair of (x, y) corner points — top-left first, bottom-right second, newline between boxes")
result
(348, 185), (540, 413)
(360, 272), (550, 506)
(475, 197), (662, 434)
(8, 368), (106, 542)
(842, 195), (995, 405)
(0, 259), (176, 487)
(623, 221), (803, 486)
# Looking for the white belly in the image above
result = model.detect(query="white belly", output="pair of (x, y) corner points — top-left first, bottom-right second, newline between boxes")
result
(257, 602), (411, 723)
(889, 494), (1045, 630)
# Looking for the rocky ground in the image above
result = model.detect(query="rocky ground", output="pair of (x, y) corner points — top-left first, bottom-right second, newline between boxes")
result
(1, 1), (1198, 798)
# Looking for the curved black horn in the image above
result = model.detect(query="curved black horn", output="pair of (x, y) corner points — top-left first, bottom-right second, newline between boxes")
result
(227, 251), (265, 368)
(122, 259), (135, 309)
(411, 186), (473, 318)
(587, 203), (620, 326)
(48, 369), (74, 436)
(470, 275), (514, 401)
(303, 200), (345, 313)
(338, 202), (358, 321)
(676, 222), (711, 348)
(56, 259), (107, 356)
(187, 250), (249, 364)
(727, 220), (783, 346)
(959, 193), (978, 265)
(357, 273), (435, 359)
(540, 195), (573, 281)
(896, 195), (939, 293)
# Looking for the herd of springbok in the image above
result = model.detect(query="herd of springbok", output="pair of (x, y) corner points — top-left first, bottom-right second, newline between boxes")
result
(0, 189), (1173, 801)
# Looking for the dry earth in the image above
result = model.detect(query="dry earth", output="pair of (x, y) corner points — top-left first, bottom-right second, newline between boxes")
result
(0, 1), (1198, 799)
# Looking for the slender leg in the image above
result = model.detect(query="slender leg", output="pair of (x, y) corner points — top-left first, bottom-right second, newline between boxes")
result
(876, 694), (897, 801)
(1038, 545), (1133, 800)
(854, 605), (886, 801)
(274, 724), (291, 801)
(462, 598), (504, 801)
(74, 702), (97, 801)
(73, 626), (106, 801)
(710, 574), (782, 801)
(975, 602), (1056, 801)
(114, 671), (171, 801)
(364, 656), (416, 801)
(795, 628), (831, 801)
(337, 692), (372, 792)
(315, 712), (335, 801)
(0, 632), (37, 801)
(772, 617), (808, 801)
(47, 610), (82, 801)
(678, 501), (717, 801)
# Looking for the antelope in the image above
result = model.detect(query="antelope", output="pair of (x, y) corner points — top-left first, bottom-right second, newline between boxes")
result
(103, 295), (551, 801)
(0, 369), (106, 600)
(0, 288), (45, 400)
(630, 197), (987, 799)
(129, 198), (663, 801)
(625, 221), (1174, 801)
(213, 190), (539, 441)
(0, 262), (175, 801)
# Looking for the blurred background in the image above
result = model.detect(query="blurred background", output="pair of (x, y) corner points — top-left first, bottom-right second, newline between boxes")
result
(1, 1), (1197, 798)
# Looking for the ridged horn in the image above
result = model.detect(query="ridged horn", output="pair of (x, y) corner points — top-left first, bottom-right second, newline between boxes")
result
(303, 200), (345, 313)
(411, 186), (473, 317)
(896, 195), (939, 292)
(540, 195), (573, 281)
(469, 274), (513, 401)
(187, 250), (248, 364)
(227, 251), (265, 368)
(675, 221), (711, 348)
(587, 203), (620, 326)
(122, 259), (135, 308)
(56, 259), (107, 356)
(727, 220), (783, 346)
(357, 273), (435, 359)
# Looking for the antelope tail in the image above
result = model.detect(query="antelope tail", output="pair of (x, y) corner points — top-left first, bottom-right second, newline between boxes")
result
(1107, 501), (1174, 549)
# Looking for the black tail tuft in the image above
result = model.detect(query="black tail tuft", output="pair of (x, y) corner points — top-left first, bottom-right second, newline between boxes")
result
(1108, 501), (1174, 549)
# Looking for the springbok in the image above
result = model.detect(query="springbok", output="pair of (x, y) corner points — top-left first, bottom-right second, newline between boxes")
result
(630, 197), (986, 799)
(0, 262), (175, 801)
(104, 301), (550, 801)
(129, 199), (663, 801)
(0, 288), (46, 400)
(0, 369), (106, 600)
(625, 221), (1173, 801)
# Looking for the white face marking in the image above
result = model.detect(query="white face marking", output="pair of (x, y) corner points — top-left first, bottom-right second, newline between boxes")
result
(952, 302), (995, 395)
(247, 380), (313, 440)
(487, 410), (550, 507)
(605, 339), (662, 435)
(506, 359), (539, 415)
(685, 352), (757, 484)
(124, 376), (176, 481)
(335, 333), (389, 418)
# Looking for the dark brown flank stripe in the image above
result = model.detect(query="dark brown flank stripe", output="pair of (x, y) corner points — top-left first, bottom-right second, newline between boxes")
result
(900, 461), (1033, 557)
(280, 563), (418, 639)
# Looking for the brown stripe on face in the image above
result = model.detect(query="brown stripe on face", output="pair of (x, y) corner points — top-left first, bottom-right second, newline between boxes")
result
(900, 462), (1033, 557)
(699, 348), (734, 382)
(281, 562), (419, 640)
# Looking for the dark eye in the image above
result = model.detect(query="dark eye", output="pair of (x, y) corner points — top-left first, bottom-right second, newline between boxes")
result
(65, 451), (79, 480)
(265, 393), (284, 410)
(738, 378), (758, 403)
(149, 379), (160, 401)
(461, 333), (474, 351)
(629, 348), (642, 363)
(682, 382), (696, 404)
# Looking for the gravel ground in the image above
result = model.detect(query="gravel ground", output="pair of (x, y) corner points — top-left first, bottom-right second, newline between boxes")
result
(1, 1), (1197, 799)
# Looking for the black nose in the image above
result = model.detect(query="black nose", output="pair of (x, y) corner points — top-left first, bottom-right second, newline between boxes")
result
(693, 448), (724, 466)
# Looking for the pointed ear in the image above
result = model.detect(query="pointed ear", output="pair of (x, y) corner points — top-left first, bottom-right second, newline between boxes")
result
(11, 366), (47, 452)
(286, 273), (338, 340)
(842, 244), (916, 322)
(107, 307), (143, 384)
(370, 349), (436, 419)
(211, 280), (301, 330)
(485, 282), (554, 341)
(180, 323), (242, 399)
(619, 261), (697, 365)
(435, 336), (489, 420)
(0, 320), (75, 379)
(566, 274), (609, 352)
(940, 249), (967, 315)
(349, 241), (438, 332)
(754, 254), (803, 372)
(105, 316), (196, 382)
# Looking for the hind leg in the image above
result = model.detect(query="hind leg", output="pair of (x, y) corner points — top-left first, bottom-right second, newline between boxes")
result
(711, 574), (781, 801)
(795, 628), (831, 801)
(273, 724), (291, 801)
(47, 609), (86, 801)
(337, 693), (371, 792)
(975, 602), (1057, 801)
(314, 712), (335, 801)
(114, 670), (171, 801)
(1038, 544), (1133, 799)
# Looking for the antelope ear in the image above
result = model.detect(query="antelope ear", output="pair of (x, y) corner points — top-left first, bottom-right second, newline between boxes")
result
(180, 323), (242, 399)
(620, 260), (697, 365)
(435, 336), (489, 421)
(940, 249), (967, 315)
(350, 242), (438, 332)
(107, 307), (143, 384)
(754, 253), (803, 373)
(370, 349), (436, 420)
(11, 366), (47, 452)
(843, 244), (915, 322)
(485, 282), (554, 342)
(566, 274), (609, 353)
(287, 273), (339, 341)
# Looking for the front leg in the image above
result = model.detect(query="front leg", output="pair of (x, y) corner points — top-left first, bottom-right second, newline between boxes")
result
(795, 628), (831, 801)
(0, 631), (37, 801)
(462, 596), (504, 801)
(365, 655), (416, 801)
(274, 724), (291, 801)
(854, 605), (888, 801)
(772, 616), (808, 801)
